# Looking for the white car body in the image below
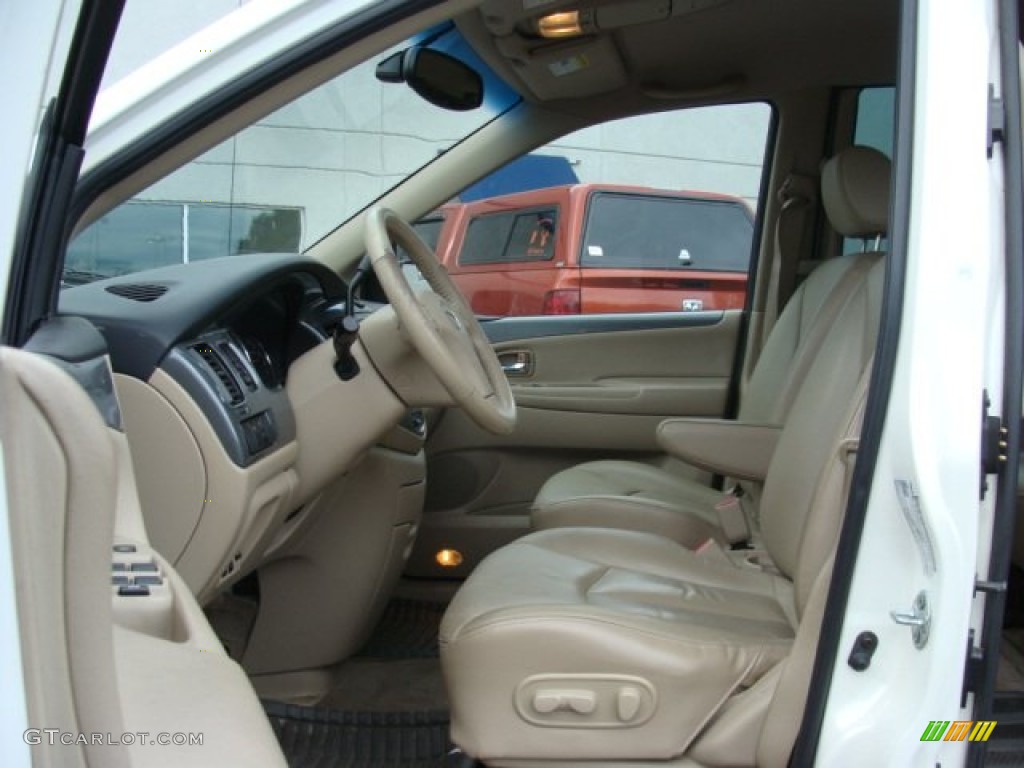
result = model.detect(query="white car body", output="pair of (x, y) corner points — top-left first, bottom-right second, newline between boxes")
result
(820, 1), (1006, 764)
(0, 1), (80, 763)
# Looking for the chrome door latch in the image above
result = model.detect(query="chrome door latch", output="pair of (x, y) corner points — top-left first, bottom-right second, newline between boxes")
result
(890, 590), (930, 649)
(498, 350), (533, 377)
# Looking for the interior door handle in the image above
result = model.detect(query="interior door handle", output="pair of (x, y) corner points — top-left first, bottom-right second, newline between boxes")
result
(498, 350), (533, 377)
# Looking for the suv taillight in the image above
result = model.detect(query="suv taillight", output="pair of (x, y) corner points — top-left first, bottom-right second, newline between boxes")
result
(542, 289), (581, 315)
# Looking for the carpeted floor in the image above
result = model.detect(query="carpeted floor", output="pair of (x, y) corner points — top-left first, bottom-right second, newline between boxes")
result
(320, 599), (449, 712)
(263, 598), (452, 768)
(320, 658), (449, 713)
(357, 600), (448, 659)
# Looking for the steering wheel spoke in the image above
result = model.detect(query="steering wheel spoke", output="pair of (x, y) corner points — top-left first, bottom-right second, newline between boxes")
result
(364, 206), (516, 434)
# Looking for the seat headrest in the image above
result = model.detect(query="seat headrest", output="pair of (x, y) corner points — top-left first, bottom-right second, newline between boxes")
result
(821, 145), (891, 239)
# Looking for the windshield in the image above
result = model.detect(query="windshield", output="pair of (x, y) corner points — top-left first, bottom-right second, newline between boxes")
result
(65, 24), (520, 286)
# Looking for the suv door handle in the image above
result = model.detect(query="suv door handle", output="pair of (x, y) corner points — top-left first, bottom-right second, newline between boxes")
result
(498, 350), (533, 377)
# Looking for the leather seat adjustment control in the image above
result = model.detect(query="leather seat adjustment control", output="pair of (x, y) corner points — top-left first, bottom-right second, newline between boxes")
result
(515, 674), (656, 728)
(532, 689), (596, 715)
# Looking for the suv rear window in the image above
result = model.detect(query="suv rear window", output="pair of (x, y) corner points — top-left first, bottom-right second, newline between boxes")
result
(581, 194), (753, 272)
(412, 217), (445, 252)
(459, 208), (558, 265)
(397, 215), (445, 263)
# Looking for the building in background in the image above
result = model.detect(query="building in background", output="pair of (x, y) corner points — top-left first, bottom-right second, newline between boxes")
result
(71, 2), (883, 278)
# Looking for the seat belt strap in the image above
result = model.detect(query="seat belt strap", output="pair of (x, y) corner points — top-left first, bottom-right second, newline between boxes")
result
(761, 173), (816, 349)
(714, 487), (751, 544)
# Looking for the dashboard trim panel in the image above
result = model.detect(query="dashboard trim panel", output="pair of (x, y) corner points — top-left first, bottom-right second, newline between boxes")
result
(163, 331), (297, 468)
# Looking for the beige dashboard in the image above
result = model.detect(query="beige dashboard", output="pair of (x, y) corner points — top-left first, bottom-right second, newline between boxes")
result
(116, 337), (406, 603)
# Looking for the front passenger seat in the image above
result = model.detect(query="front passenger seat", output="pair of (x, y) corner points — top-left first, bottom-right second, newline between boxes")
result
(440, 240), (886, 766)
(531, 146), (890, 547)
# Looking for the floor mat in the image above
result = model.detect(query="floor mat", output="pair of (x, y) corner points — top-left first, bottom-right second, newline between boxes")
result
(322, 599), (450, 712)
(321, 658), (448, 713)
(264, 701), (451, 768)
(987, 693), (1024, 765)
(357, 599), (447, 660)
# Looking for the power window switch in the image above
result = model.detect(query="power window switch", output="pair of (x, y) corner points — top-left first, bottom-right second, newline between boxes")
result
(117, 585), (150, 597)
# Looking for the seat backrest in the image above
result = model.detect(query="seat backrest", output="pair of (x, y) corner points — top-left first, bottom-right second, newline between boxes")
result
(740, 146), (891, 425)
(760, 250), (885, 615)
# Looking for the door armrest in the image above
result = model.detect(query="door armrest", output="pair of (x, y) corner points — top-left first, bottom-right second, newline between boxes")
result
(656, 419), (782, 482)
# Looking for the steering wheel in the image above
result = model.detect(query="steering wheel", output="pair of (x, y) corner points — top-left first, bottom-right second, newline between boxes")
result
(364, 206), (516, 435)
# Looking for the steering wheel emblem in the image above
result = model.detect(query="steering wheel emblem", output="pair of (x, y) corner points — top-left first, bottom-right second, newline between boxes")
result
(444, 308), (464, 331)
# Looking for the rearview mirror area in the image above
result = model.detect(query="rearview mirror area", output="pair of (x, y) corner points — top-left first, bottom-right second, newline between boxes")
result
(376, 47), (483, 111)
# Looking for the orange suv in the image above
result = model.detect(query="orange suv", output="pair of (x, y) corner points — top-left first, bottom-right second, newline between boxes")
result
(416, 183), (753, 316)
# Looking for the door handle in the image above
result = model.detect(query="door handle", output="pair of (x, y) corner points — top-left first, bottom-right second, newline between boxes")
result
(498, 350), (533, 377)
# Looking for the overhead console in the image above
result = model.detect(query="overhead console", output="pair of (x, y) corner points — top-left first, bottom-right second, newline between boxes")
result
(461, 0), (738, 103)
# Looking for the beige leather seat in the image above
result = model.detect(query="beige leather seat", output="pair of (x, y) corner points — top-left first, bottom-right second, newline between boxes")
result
(440, 225), (885, 766)
(531, 146), (891, 547)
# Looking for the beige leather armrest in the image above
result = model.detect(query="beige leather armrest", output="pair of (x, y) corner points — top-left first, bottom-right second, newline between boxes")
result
(656, 419), (782, 482)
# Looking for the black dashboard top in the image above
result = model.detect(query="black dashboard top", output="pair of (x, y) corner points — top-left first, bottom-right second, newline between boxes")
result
(58, 252), (347, 380)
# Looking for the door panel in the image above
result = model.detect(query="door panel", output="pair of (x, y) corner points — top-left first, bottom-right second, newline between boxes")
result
(406, 311), (740, 579)
(498, 316), (737, 417)
(7, 319), (287, 766)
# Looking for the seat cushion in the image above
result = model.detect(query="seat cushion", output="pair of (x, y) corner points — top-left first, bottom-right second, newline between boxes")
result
(531, 460), (724, 546)
(440, 527), (795, 762)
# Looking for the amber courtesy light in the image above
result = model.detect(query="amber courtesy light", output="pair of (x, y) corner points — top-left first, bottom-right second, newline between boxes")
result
(537, 10), (584, 39)
(436, 549), (464, 568)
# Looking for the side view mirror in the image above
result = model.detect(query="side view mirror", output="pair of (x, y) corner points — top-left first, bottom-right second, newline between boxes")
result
(376, 47), (483, 111)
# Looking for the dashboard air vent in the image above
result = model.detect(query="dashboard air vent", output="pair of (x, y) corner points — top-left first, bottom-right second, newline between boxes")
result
(192, 345), (244, 405)
(218, 342), (258, 391)
(105, 283), (168, 302)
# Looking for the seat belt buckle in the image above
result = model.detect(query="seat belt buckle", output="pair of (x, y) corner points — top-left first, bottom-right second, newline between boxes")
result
(714, 489), (751, 545)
